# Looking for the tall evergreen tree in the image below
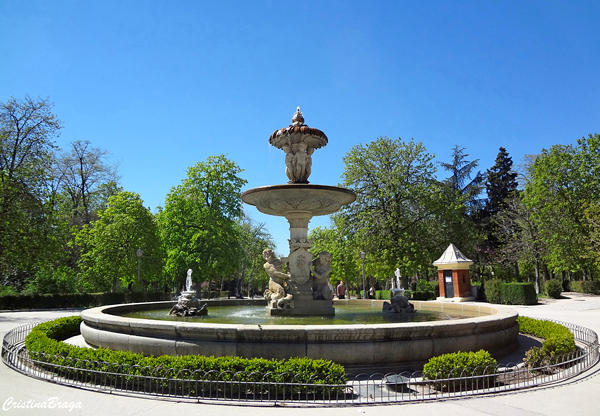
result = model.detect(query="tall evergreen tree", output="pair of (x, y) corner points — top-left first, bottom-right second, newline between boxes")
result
(440, 145), (486, 213)
(475, 147), (519, 279)
(485, 147), (518, 218)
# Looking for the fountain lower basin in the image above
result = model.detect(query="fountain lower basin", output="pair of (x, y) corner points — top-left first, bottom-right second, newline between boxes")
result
(80, 299), (519, 371)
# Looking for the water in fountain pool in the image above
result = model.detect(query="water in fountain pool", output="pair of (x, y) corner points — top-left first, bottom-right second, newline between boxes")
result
(120, 304), (483, 325)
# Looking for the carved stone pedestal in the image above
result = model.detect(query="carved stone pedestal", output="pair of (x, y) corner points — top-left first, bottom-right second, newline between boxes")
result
(267, 299), (334, 316)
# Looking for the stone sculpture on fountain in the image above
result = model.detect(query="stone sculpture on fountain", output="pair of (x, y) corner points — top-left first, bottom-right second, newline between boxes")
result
(382, 295), (415, 314)
(168, 269), (207, 317)
(262, 248), (294, 310)
(241, 107), (356, 316)
(311, 251), (333, 301)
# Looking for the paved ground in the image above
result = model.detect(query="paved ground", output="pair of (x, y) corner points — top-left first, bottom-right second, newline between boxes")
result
(1, 293), (599, 416)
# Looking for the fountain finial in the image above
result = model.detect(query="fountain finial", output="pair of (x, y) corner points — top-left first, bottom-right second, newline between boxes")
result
(291, 107), (304, 126)
(268, 107), (328, 183)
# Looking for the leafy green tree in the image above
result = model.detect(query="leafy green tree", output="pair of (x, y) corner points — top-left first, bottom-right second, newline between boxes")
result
(236, 214), (274, 296)
(585, 201), (600, 270)
(157, 155), (247, 292)
(524, 134), (600, 278)
(309, 217), (360, 293)
(0, 96), (62, 289)
(493, 196), (545, 292)
(337, 137), (461, 280)
(75, 191), (164, 292)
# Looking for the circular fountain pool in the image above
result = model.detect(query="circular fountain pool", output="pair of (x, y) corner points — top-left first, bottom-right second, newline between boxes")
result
(80, 298), (519, 371)
(121, 304), (483, 325)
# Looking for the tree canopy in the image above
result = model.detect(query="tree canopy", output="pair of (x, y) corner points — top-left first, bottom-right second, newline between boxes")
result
(0, 96), (63, 288)
(157, 155), (247, 290)
(337, 137), (464, 280)
(524, 134), (600, 276)
(75, 191), (164, 292)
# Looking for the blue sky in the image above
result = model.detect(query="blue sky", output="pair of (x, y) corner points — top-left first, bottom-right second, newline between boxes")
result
(1, 0), (599, 254)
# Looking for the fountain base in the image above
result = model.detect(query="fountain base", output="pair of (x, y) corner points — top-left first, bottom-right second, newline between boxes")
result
(267, 298), (334, 316)
(81, 299), (519, 371)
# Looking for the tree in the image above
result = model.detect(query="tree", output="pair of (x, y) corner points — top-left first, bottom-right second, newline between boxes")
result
(157, 155), (247, 292)
(485, 147), (518, 221)
(337, 137), (462, 280)
(0, 96), (62, 289)
(485, 147), (518, 219)
(494, 196), (545, 292)
(478, 147), (519, 276)
(524, 134), (600, 278)
(75, 191), (164, 292)
(309, 217), (360, 293)
(236, 214), (274, 296)
(438, 146), (486, 260)
(440, 145), (485, 214)
(585, 201), (600, 270)
(55, 140), (120, 226)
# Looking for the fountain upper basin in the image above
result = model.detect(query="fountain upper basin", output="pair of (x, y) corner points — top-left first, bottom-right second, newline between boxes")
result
(241, 184), (356, 217)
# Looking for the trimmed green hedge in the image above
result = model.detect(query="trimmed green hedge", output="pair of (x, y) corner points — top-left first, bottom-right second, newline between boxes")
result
(25, 317), (347, 396)
(422, 350), (497, 390)
(484, 280), (537, 305)
(517, 316), (576, 368)
(483, 279), (502, 304)
(544, 279), (563, 299)
(375, 290), (392, 300)
(0, 292), (173, 310)
(568, 280), (600, 295)
(501, 283), (537, 305)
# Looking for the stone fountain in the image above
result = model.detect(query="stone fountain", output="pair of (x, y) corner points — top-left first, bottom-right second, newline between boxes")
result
(168, 269), (207, 317)
(78, 109), (519, 369)
(241, 107), (356, 316)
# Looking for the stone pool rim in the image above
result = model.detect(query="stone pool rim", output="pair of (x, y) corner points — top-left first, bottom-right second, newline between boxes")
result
(80, 299), (519, 371)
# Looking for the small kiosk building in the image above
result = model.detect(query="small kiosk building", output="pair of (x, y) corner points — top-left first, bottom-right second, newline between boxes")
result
(433, 244), (474, 302)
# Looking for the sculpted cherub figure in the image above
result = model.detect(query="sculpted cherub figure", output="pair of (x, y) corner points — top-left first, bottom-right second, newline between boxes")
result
(304, 146), (314, 181)
(262, 248), (294, 309)
(282, 144), (295, 182)
(311, 251), (333, 300)
(292, 142), (308, 182)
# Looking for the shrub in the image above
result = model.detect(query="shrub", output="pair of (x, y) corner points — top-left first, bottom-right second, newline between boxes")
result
(423, 350), (497, 391)
(22, 266), (79, 296)
(375, 290), (392, 300)
(500, 283), (537, 305)
(483, 279), (502, 304)
(25, 317), (347, 397)
(403, 280), (435, 300)
(0, 285), (18, 297)
(544, 279), (563, 299)
(0, 291), (173, 310)
(517, 316), (576, 369)
(433, 282), (440, 298)
(569, 280), (600, 295)
(483, 281), (537, 305)
(411, 291), (435, 300)
(416, 279), (433, 292)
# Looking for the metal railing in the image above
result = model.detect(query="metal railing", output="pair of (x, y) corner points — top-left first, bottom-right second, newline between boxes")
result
(2, 319), (598, 405)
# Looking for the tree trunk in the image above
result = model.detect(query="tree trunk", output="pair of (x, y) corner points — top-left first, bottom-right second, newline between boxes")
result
(534, 259), (540, 294)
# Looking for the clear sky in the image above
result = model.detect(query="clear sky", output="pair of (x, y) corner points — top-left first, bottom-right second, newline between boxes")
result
(1, 0), (599, 255)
